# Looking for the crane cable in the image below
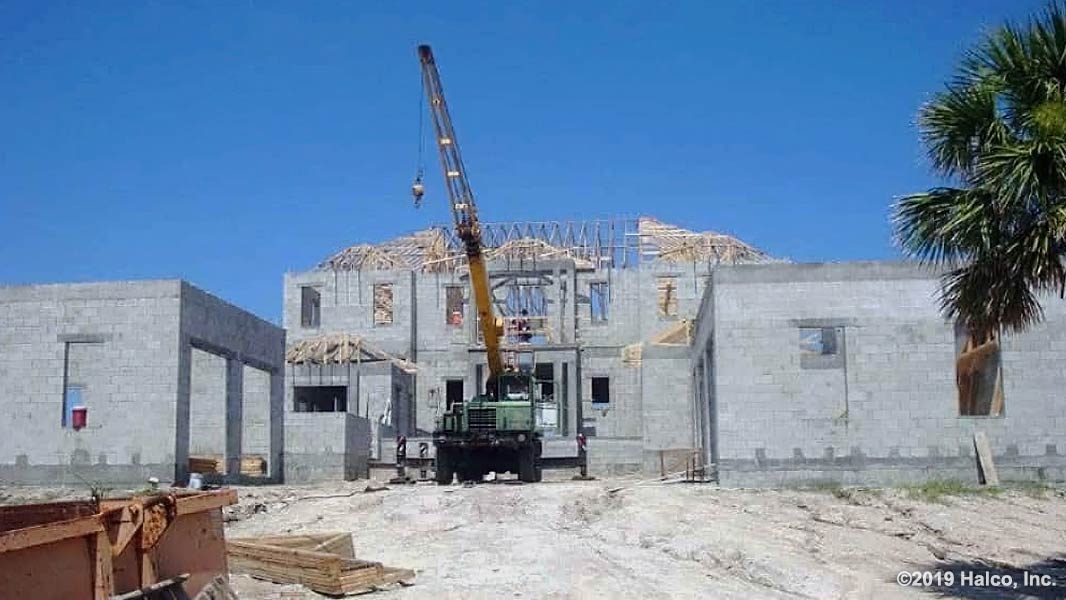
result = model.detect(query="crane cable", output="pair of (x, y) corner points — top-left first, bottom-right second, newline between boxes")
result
(412, 79), (426, 207)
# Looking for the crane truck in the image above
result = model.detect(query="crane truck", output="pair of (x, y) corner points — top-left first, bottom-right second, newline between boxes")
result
(415, 44), (543, 484)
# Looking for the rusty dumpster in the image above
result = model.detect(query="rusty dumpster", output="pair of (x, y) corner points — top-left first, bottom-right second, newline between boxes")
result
(0, 489), (236, 600)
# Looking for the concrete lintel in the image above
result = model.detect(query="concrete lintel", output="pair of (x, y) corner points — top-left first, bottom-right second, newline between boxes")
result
(57, 333), (112, 343)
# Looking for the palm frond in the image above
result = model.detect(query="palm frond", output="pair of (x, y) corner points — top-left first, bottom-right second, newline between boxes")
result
(901, 2), (1066, 336)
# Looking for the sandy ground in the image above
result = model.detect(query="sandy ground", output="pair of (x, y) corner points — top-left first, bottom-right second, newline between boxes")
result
(4, 476), (1065, 599)
(219, 475), (1066, 600)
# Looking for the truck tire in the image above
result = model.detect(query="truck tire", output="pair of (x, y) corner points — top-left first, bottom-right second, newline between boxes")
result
(532, 439), (543, 482)
(518, 445), (536, 483)
(435, 448), (454, 485)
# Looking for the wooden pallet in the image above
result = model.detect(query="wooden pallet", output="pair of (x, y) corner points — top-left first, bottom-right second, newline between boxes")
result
(227, 532), (414, 596)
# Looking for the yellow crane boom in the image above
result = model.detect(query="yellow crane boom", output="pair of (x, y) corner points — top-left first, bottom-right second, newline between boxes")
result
(417, 44), (504, 377)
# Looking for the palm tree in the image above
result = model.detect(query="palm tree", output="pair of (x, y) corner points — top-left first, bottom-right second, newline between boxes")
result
(894, 3), (1066, 342)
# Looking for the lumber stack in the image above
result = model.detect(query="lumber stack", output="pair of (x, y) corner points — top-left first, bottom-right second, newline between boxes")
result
(239, 455), (267, 476)
(189, 455), (224, 475)
(227, 532), (414, 596)
(188, 455), (268, 477)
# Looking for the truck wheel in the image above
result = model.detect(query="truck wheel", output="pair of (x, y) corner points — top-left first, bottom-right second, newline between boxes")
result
(435, 448), (454, 485)
(518, 446), (536, 483)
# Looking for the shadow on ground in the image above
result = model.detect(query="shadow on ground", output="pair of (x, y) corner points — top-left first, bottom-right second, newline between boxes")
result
(905, 557), (1066, 599)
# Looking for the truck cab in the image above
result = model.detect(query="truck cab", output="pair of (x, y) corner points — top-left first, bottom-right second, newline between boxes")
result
(433, 370), (543, 483)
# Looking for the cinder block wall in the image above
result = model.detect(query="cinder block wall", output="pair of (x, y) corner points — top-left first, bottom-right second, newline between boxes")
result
(0, 280), (285, 485)
(284, 413), (371, 482)
(283, 259), (710, 476)
(0, 281), (183, 484)
(700, 262), (1066, 486)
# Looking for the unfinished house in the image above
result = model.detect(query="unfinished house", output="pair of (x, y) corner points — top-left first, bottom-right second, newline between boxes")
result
(283, 217), (773, 476)
(0, 280), (285, 485)
(282, 334), (414, 482)
(691, 262), (1066, 486)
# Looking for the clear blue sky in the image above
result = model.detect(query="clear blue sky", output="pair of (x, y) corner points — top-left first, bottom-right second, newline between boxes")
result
(0, 1), (1044, 322)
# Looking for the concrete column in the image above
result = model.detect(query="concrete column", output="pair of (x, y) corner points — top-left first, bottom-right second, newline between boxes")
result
(225, 357), (244, 481)
(553, 266), (565, 344)
(702, 346), (716, 468)
(558, 355), (567, 436)
(568, 267), (578, 345)
(269, 369), (285, 482)
(346, 365), (359, 415)
(570, 352), (582, 437)
(174, 339), (192, 484)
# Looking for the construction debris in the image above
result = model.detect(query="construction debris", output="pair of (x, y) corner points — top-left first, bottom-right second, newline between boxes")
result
(318, 217), (776, 273)
(227, 532), (414, 596)
(285, 333), (417, 373)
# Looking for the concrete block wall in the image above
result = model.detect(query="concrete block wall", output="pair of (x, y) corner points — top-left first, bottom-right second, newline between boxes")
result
(700, 262), (1066, 486)
(575, 265), (708, 347)
(0, 281), (182, 484)
(188, 348), (227, 456)
(580, 350), (641, 439)
(284, 413), (371, 482)
(283, 257), (712, 476)
(284, 269), (415, 357)
(177, 282), (285, 483)
(640, 347), (695, 471)
(0, 280), (284, 485)
(242, 365), (272, 457)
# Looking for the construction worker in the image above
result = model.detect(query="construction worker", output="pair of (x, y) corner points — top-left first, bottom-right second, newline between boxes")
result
(516, 309), (532, 343)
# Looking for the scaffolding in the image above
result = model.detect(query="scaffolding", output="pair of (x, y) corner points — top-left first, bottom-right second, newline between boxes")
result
(318, 216), (775, 272)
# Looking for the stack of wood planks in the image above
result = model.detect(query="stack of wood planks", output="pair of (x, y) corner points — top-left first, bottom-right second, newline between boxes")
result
(187, 455), (268, 477)
(189, 455), (224, 475)
(239, 455), (267, 476)
(227, 532), (414, 596)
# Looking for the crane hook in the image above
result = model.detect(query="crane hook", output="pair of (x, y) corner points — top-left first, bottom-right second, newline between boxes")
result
(411, 171), (425, 208)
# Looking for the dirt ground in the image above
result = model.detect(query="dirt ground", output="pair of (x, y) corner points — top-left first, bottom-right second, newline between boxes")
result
(219, 474), (1066, 600)
(4, 476), (1065, 599)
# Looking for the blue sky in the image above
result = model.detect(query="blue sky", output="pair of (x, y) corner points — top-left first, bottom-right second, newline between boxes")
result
(0, 1), (1044, 322)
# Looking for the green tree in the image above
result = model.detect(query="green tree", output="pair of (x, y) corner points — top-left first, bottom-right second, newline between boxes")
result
(894, 4), (1066, 341)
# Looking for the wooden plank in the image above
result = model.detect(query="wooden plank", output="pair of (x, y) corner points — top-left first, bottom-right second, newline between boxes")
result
(230, 533), (342, 549)
(0, 514), (104, 554)
(227, 534), (413, 596)
(227, 541), (342, 568)
(973, 431), (1000, 486)
(989, 367), (1005, 416)
(312, 533), (355, 558)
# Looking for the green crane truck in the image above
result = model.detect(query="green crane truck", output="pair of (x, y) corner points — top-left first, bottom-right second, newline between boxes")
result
(415, 44), (544, 484)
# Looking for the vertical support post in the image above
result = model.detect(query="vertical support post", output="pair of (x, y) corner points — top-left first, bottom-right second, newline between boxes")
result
(269, 369), (285, 483)
(225, 357), (244, 481)
(418, 441), (429, 480)
(174, 339), (192, 485)
(395, 435), (407, 480)
(558, 355), (567, 436)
